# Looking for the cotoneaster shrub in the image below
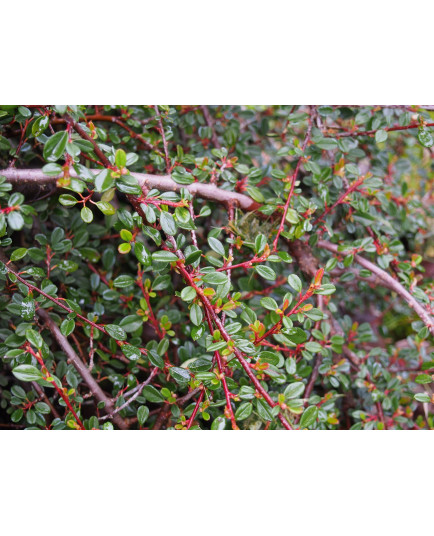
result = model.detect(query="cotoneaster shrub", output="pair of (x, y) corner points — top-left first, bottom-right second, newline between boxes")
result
(0, 105), (433, 430)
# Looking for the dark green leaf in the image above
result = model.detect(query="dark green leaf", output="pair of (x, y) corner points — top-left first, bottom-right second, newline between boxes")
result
(299, 406), (318, 428)
(255, 265), (276, 281)
(287, 274), (302, 293)
(122, 345), (142, 361)
(61, 319), (75, 337)
(80, 206), (93, 223)
(25, 328), (43, 348)
(190, 303), (203, 326)
(10, 248), (28, 261)
(152, 251), (178, 263)
(137, 406), (150, 425)
(185, 250), (202, 265)
(43, 131), (68, 162)
(208, 237), (225, 256)
(418, 128), (433, 148)
(160, 211), (177, 236)
(169, 367), (191, 384)
(235, 402), (253, 421)
(284, 382), (305, 399)
(20, 297), (35, 321)
(13, 365), (43, 382)
(141, 386), (165, 403)
(202, 272), (228, 286)
(105, 324), (127, 341)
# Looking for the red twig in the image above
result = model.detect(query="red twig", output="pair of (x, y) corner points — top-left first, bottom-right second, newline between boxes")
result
(272, 111), (313, 251)
(330, 121), (434, 139)
(201, 106), (221, 148)
(175, 260), (293, 430)
(137, 267), (164, 338)
(203, 307), (238, 430)
(9, 118), (30, 167)
(376, 401), (387, 430)
(313, 176), (365, 226)
(216, 250), (270, 272)
(26, 344), (85, 429)
(255, 270), (324, 345)
(154, 105), (171, 173)
(87, 263), (110, 287)
(186, 389), (205, 429)
(55, 113), (155, 151)
(66, 115), (114, 169)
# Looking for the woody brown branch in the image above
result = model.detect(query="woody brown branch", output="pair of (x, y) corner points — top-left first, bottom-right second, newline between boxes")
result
(2, 167), (433, 334)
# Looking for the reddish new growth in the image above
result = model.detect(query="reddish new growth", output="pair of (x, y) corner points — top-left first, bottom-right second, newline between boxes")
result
(2, 105), (434, 432)
(25, 343), (85, 430)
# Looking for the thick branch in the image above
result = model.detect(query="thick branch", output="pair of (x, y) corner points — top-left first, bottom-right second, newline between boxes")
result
(0, 248), (129, 429)
(2, 167), (433, 334)
(0, 168), (260, 211)
(318, 241), (434, 335)
(37, 309), (129, 429)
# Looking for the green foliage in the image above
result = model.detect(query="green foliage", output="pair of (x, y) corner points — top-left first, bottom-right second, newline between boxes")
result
(0, 105), (433, 430)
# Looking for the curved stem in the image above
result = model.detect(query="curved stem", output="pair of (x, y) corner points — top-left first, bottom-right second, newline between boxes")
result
(318, 240), (434, 335)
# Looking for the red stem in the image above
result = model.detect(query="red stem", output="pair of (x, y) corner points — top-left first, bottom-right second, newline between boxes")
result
(175, 260), (292, 430)
(136, 268), (164, 338)
(203, 307), (238, 430)
(26, 344), (85, 429)
(154, 105), (171, 172)
(216, 250), (270, 273)
(330, 121), (434, 139)
(255, 287), (316, 345)
(5, 264), (147, 353)
(186, 390), (205, 429)
(313, 176), (365, 226)
(272, 112), (313, 250)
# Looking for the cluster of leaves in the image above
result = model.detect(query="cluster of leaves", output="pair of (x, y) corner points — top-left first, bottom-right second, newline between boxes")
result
(0, 105), (433, 430)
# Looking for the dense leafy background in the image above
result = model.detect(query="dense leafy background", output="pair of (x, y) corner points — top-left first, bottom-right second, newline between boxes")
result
(0, 105), (433, 430)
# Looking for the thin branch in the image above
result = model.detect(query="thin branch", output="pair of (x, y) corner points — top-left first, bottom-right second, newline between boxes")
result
(31, 381), (61, 420)
(201, 106), (221, 148)
(1, 259), (126, 342)
(188, 202), (198, 249)
(376, 401), (387, 430)
(313, 176), (365, 226)
(186, 390), (205, 430)
(272, 110), (313, 250)
(154, 105), (171, 173)
(176, 387), (201, 405)
(304, 295), (325, 401)
(221, 202), (235, 326)
(203, 306), (238, 430)
(88, 327), (95, 372)
(99, 368), (158, 422)
(175, 260), (293, 430)
(26, 343), (85, 429)
(66, 115), (114, 169)
(82, 114), (154, 150)
(329, 121), (434, 139)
